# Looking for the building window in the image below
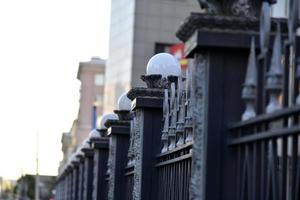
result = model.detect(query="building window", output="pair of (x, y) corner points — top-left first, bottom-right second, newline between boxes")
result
(94, 74), (104, 86)
(95, 95), (103, 106)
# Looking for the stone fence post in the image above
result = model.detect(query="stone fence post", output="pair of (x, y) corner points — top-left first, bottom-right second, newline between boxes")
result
(71, 158), (79, 200)
(81, 141), (94, 200)
(91, 129), (109, 200)
(127, 87), (164, 200)
(76, 151), (84, 200)
(106, 116), (130, 200)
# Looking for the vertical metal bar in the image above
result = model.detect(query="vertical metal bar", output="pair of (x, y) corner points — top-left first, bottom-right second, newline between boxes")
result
(236, 129), (242, 200)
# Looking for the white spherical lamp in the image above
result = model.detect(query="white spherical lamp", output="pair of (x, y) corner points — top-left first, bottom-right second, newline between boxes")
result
(76, 147), (84, 157)
(98, 113), (119, 129)
(88, 129), (100, 139)
(81, 138), (90, 150)
(70, 153), (77, 163)
(146, 53), (181, 78)
(117, 93), (131, 111)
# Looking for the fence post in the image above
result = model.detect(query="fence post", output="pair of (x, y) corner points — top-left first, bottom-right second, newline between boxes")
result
(71, 157), (79, 200)
(176, 13), (262, 200)
(127, 86), (164, 200)
(66, 166), (72, 200)
(81, 141), (94, 200)
(76, 151), (85, 200)
(106, 116), (130, 200)
(90, 129), (109, 200)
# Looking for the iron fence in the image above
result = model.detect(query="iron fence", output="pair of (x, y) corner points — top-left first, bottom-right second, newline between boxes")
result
(54, 1), (300, 200)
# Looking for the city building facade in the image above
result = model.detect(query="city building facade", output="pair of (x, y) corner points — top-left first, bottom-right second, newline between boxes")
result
(76, 57), (105, 145)
(59, 57), (106, 173)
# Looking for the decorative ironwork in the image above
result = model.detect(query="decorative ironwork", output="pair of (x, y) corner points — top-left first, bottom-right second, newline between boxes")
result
(185, 65), (193, 144)
(231, 0), (251, 17)
(168, 82), (177, 150)
(127, 112), (136, 166)
(141, 75), (168, 89)
(176, 76), (185, 147)
(161, 89), (169, 153)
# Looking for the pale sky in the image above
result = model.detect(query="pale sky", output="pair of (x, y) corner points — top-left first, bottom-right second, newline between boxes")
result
(0, 0), (111, 180)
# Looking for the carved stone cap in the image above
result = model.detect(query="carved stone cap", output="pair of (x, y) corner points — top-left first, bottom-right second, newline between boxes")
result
(98, 128), (108, 137)
(127, 87), (164, 101)
(113, 110), (132, 120)
(92, 138), (109, 149)
(82, 148), (94, 157)
(89, 137), (101, 144)
(71, 160), (80, 166)
(104, 119), (130, 129)
(176, 13), (287, 42)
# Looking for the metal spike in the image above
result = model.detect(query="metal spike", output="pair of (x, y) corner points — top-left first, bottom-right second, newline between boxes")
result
(244, 37), (257, 88)
(168, 82), (177, 151)
(266, 23), (283, 113)
(242, 37), (257, 120)
(268, 23), (283, 78)
(161, 89), (169, 153)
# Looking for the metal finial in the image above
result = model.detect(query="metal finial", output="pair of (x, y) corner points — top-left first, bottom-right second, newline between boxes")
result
(266, 23), (283, 113)
(176, 77), (185, 146)
(185, 65), (193, 143)
(168, 82), (177, 151)
(127, 116), (135, 166)
(244, 37), (257, 88)
(242, 37), (257, 121)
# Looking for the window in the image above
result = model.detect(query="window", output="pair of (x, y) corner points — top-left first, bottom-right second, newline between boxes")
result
(94, 74), (104, 86)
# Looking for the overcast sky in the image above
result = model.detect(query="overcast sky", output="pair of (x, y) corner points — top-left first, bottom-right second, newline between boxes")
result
(0, 0), (111, 180)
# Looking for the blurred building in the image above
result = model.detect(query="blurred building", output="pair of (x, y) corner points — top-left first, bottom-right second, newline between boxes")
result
(0, 178), (16, 199)
(59, 131), (72, 172)
(15, 174), (55, 200)
(76, 57), (106, 146)
(103, 0), (200, 112)
(59, 57), (105, 172)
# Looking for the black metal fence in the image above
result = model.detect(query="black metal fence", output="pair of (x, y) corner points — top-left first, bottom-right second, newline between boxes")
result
(54, 0), (300, 200)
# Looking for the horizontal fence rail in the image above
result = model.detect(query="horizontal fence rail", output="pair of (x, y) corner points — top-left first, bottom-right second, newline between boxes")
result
(228, 1), (300, 199)
(230, 107), (300, 200)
